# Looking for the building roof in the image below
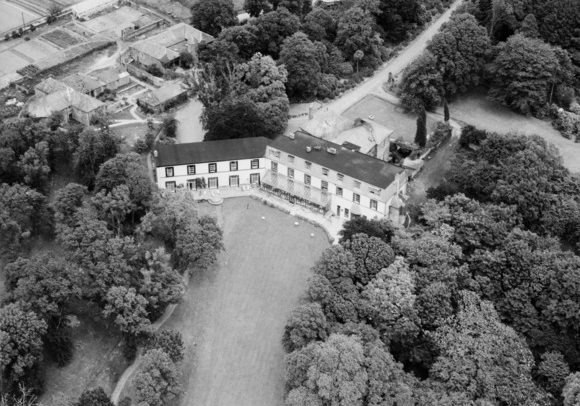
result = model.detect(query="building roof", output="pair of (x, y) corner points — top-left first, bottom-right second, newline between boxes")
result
(138, 82), (187, 107)
(35, 77), (69, 94)
(62, 73), (104, 93)
(155, 137), (271, 167)
(27, 88), (105, 117)
(271, 131), (405, 189)
(90, 66), (129, 85)
(129, 23), (212, 63)
(301, 110), (353, 140)
(71, 0), (117, 15)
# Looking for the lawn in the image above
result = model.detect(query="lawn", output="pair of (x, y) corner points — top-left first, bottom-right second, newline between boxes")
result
(439, 88), (580, 173)
(122, 197), (329, 406)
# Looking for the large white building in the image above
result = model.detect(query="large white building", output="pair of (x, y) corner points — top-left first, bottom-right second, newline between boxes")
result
(155, 133), (409, 222)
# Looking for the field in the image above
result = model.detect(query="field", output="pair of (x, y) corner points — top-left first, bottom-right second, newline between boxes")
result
(42, 28), (82, 49)
(124, 197), (329, 406)
(342, 94), (437, 143)
(0, 1), (40, 33)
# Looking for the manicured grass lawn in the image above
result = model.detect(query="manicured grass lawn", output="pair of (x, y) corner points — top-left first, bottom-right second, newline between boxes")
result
(125, 197), (330, 406)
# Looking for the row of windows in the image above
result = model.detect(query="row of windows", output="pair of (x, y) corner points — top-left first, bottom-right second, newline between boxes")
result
(164, 159), (260, 177)
(165, 173), (261, 190)
(270, 158), (363, 190)
(272, 161), (378, 210)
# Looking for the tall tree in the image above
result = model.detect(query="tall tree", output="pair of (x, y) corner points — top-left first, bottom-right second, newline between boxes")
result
(302, 8), (337, 42)
(73, 128), (118, 188)
(0, 303), (47, 390)
(376, 0), (423, 43)
(282, 303), (328, 352)
(244, 0), (270, 17)
(253, 7), (300, 58)
(400, 51), (444, 111)
(414, 107), (427, 147)
(428, 13), (491, 96)
(103, 286), (151, 336)
(334, 7), (384, 69)
(488, 34), (574, 115)
(191, 0), (236, 37)
(519, 13), (539, 38)
(279, 32), (322, 99)
(17, 141), (50, 192)
(135, 349), (181, 406)
(218, 25), (260, 60)
(429, 291), (548, 404)
(443, 97), (449, 122)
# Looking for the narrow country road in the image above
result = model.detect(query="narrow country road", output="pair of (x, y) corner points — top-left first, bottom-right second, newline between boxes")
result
(319, 0), (464, 116)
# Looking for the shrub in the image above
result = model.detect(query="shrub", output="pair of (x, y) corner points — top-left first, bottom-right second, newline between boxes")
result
(428, 122), (452, 148)
(556, 85), (575, 110)
(553, 110), (580, 141)
(459, 124), (487, 148)
(317, 74), (339, 99)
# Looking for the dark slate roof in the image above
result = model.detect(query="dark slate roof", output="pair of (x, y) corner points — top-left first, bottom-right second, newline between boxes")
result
(155, 137), (271, 167)
(271, 131), (405, 189)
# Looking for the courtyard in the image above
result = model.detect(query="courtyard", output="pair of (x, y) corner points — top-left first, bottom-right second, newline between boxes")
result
(122, 197), (330, 405)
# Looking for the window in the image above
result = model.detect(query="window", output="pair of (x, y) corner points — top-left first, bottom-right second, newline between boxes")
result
(336, 187), (343, 197)
(186, 179), (196, 190)
(288, 154), (295, 163)
(288, 168), (294, 179)
(322, 167), (329, 176)
(187, 165), (195, 175)
(270, 148), (280, 158)
(271, 161), (278, 172)
(230, 161), (238, 171)
(251, 159), (259, 169)
(229, 175), (239, 187)
(305, 161), (312, 170)
(354, 181), (361, 189)
(250, 173), (260, 184)
(303, 174), (310, 185)
(165, 181), (176, 189)
(165, 167), (174, 177)
(209, 163), (217, 173)
(345, 208), (350, 218)
(321, 180), (328, 191)
(337, 173), (344, 181)
(208, 177), (218, 189)
(370, 199), (378, 210)
(353, 193), (361, 203)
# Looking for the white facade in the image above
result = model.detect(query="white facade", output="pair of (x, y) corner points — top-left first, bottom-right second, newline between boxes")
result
(156, 157), (266, 190)
(262, 146), (407, 222)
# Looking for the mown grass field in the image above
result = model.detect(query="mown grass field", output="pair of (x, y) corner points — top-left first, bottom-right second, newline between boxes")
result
(124, 197), (329, 406)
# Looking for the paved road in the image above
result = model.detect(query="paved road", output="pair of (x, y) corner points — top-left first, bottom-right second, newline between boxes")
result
(318, 0), (464, 116)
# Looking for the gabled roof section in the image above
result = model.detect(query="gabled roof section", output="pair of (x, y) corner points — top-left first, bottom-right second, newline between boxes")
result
(156, 137), (271, 167)
(62, 73), (104, 93)
(35, 77), (69, 94)
(27, 88), (104, 117)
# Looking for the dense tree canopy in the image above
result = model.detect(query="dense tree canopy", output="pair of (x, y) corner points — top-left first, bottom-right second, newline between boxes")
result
(191, 0), (236, 37)
(399, 52), (443, 111)
(334, 7), (384, 69)
(279, 32), (322, 99)
(253, 7), (300, 58)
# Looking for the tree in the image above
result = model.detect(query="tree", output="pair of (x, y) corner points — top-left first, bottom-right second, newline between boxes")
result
(361, 257), (418, 344)
(282, 303), (328, 352)
(0, 303), (47, 387)
(73, 388), (114, 406)
(73, 128), (118, 187)
(334, 7), (383, 69)
(537, 351), (570, 396)
(218, 25), (260, 60)
(94, 153), (152, 215)
(285, 334), (369, 406)
(253, 7), (300, 59)
(342, 233), (395, 285)
(173, 215), (224, 271)
(51, 183), (87, 226)
(563, 373), (580, 406)
(488, 34), (573, 115)
(244, 0), (269, 17)
(338, 217), (395, 244)
(179, 51), (195, 68)
(5, 255), (80, 321)
(519, 13), (539, 38)
(103, 286), (151, 335)
(428, 13), (491, 97)
(279, 0), (311, 19)
(0, 183), (51, 249)
(202, 97), (272, 140)
(489, 0), (517, 42)
(135, 349), (181, 406)
(443, 97), (449, 122)
(376, 0), (423, 43)
(279, 32), (322, 99)
(230, 53), (289, 136)
(91, 185), (135, 234)
(191, 0), (236, 37)
(162, 117), (178, 138)
(146, 329), (185, 363)
(353, 50), (364, 73)
(429, 291), (547, 404)
(400, 52), (444, 111)
(414, 107), (427, 147)
(302, 8), (336, 42)
(17, 141), (51, 191)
